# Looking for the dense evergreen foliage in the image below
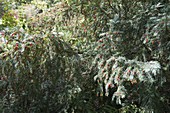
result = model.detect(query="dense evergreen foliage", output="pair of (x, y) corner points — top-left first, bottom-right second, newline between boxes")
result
(0, 0), (170, 113)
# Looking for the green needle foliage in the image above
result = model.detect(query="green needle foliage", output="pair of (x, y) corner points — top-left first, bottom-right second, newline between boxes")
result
(0, 0), (170, 113)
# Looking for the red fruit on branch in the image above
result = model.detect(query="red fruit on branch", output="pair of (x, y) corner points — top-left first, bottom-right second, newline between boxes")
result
(16, 43), (19, 46)
(99, 55), (102, 59)
(100, 64), (104, 67)
(29, 43), (33, 47)
(152, 40), (154, 45)
(134, 71), (137, 75)
(11, 32), (17, 37)
(117, 76), (120, 81)
(101, 64), (104, 67)
(97, 46), (101, 49)
(146, 38), (148, 43)
(108, 84), (112, 88)
(93, 15), (96, 19)
(142, 70), (146, 76)
(81, 23), (85, 27)
(84, 29), (87, 33)
(14, 46), (19, 51)
(102, 69), (105, 73)
(25, 46), (28, 50)
(128, 70), (131, 73)
(14, 43), (19, 50)
(99, 39), (103, 43)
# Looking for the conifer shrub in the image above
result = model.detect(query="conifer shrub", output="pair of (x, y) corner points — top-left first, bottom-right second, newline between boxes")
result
(0, 0), (170, 113)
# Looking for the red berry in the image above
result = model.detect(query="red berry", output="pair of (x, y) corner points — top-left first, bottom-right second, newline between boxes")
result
(108, 84), (112, 88)
(99, 39), (103, 43)
(134, 71), (137, 75)
(152, 40), (154, 45)
(146, 38), (148, 43)
(30, 43), (33, 46)
(128, 70), (131, 73)
(11, 32), (17, 37)
(84, 29), (87, 33)
(14, 46), (18, 51)
(102, 69), (105, 73)
(81, 23), (85, 27)
(117, 76), (120, 81)
(97, 46), (101, 49)
(93, 15), (96, 19)
(25, 46), (28, 50)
